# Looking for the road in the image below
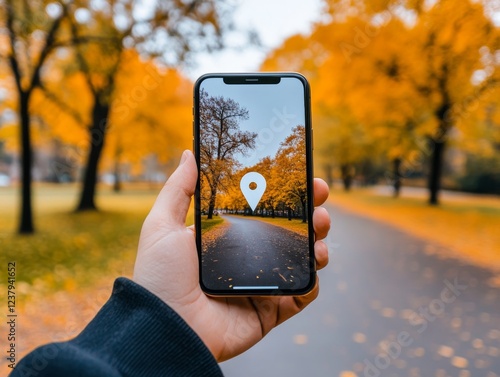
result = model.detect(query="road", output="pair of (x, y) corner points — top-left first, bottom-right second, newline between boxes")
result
(221, 204), (500, 377)
(202, 215), (310, 290)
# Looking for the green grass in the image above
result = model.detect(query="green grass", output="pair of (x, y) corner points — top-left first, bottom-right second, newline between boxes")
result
(200, 216), (224, 233)
(0, 184), (163, 294)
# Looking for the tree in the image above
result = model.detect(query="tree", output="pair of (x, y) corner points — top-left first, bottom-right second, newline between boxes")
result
(260, 22), (382, 191)
(2, 0), (68, 233)
(52, 0), (229, 211)
(199, 89), (257, 219)
(264, 0), (500, 203)
(314, 17), (432, 195)
(257, 156), (279, 217)
(321, 0), (500, 204)
(68, 10), (120, 210)
(104, 53), (193, 189)
(33, 50), (193, 188)
(274, 125), (308, 222)
(215, 126), (309, 221)
(409, 0), (499, 204)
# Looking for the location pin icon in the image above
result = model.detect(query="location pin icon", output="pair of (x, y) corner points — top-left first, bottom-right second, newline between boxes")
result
(240, 172), (267, 212)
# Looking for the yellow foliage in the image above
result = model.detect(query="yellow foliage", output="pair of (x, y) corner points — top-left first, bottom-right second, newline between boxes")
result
(25, 49), (193, 175)
(262, 0), (500, 179)
(105, 50), (192, 173)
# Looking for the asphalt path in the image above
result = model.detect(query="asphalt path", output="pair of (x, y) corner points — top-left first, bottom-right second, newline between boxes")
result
(202, 215), (310, 290)
(221, 204), (500, 377)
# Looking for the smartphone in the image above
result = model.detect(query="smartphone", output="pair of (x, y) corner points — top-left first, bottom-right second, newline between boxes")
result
(193, 73), (315, 296)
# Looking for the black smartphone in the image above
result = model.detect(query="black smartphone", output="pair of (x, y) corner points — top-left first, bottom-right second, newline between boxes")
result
(193, 72), (315, 296)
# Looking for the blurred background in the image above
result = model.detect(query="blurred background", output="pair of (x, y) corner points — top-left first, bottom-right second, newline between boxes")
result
(0, 0), (499, 376)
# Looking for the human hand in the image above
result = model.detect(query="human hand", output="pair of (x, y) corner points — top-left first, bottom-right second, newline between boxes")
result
(133, 150), (331, 362)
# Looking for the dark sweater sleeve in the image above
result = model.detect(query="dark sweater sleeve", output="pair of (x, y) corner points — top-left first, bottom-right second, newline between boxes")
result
(10, 278), (223, 377)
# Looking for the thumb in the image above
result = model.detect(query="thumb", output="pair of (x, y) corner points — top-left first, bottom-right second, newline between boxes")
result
(149, 150), (198, 228)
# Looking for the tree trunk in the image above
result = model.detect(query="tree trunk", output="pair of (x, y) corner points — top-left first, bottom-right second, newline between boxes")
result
(18, 92), (34, 234)
(77, 101), (110, 211)
(428, 98), (450, 206)
(428, 138), (446, 206)
(113, 140), (123, 192)
(428, 84), (452, 206)
(113, 159), (121, 193)
(393, 157), (402, 198)
(340, 164), (353, 191)
(301, 198), (307, 223)
(207, 189), (216, 220)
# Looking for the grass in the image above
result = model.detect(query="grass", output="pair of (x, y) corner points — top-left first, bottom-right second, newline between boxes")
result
(328, 187), (500, 272)
(0, 185), (163, 294)
(200, 216), (224, 234)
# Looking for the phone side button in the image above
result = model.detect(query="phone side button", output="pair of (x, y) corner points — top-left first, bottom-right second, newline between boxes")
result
(311, 128), (314, 150)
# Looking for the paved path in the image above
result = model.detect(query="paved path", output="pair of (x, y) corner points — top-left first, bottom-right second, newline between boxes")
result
(221, 204), (500, 377)
(202, 215), (309, 290)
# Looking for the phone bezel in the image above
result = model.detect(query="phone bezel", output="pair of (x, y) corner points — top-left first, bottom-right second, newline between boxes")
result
(193, 72), (315, 296)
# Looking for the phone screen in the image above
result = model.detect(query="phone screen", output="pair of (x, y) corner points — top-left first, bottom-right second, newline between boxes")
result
(194, 73), (314, 296)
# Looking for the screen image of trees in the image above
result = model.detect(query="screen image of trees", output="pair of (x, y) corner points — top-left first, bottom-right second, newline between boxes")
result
(199, 88), (308, 223)
(199, 88), (310, 290)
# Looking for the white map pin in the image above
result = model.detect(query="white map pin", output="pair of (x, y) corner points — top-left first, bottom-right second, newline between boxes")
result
(240, 172), (267, 212)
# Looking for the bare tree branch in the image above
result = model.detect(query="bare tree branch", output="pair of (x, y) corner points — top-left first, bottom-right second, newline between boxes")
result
(53, 35), (121, 49)
(5, 0), (24, 94)
(27, 4), (69, 95)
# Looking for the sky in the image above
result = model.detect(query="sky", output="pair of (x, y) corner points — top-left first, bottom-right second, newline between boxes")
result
(184, 0), (324, 81)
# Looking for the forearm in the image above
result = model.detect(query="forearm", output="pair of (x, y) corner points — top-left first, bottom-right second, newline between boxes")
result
(11, 278), (223, 377)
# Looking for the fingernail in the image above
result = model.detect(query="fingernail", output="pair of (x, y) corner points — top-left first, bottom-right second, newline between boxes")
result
(178, 150), (189, 166)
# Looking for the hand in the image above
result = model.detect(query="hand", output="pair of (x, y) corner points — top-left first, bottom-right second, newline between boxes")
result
(133, 150), (331, 362)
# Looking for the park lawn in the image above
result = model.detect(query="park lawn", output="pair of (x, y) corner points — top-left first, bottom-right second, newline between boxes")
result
(0, 184), (196, 291)
(0, 181), (199, 303)
(0, 184), (163, 289)
(328, 188), (500, 274)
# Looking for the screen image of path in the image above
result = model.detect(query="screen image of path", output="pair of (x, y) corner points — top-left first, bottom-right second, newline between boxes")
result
(199, 77), (310, 291)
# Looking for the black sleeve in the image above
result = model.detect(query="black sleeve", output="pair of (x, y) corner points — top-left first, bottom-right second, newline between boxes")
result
(10, 278), (223, 377)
